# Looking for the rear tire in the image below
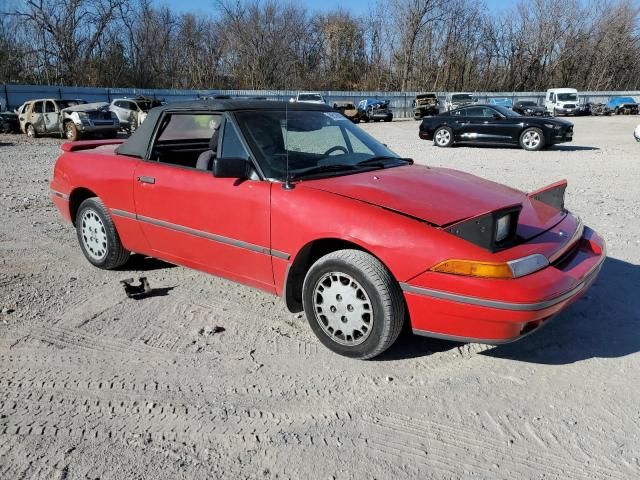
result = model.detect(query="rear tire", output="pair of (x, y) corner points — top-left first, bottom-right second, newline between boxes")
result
(519, 127), (545, 151)
(76, 197), (130, 269)
(433, 126), (454, 147)
(302, 250), (405, 359)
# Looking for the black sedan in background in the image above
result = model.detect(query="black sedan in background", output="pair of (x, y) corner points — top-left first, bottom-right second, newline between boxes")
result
(512, 100), (548, 116)
(419, 105), (573, 151)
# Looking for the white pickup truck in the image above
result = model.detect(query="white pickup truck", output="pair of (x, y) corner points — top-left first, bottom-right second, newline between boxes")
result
(290, 92), (327, 104)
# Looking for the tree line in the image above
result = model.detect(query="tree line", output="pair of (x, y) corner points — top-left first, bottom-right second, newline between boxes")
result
(0, 0), (639, 92)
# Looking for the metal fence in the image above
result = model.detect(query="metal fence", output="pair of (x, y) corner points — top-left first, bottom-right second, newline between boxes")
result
(2, 84), (639, 118)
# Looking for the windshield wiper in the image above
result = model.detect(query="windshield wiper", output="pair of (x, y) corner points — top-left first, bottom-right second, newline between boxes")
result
(290, 163), (359, 180)
(355, 156), (413, 167)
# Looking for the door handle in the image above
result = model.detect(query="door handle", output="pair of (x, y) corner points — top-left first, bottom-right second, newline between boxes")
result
(137, 176), (155, 184)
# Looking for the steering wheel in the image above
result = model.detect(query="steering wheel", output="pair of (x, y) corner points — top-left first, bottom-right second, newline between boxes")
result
(323, 145), (348, 156)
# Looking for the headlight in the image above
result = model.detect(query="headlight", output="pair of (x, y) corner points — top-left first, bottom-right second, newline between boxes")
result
(77, 112), (91, 126)
(430, 254), (549, 279)
(544, 123), (561, 129)
(524, 109), (532, 113)
(495, 214), (511, 242)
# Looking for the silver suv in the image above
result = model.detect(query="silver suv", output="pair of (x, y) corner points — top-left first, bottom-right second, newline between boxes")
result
(17, 98), (119, 141)
(109, 97), (161, 132)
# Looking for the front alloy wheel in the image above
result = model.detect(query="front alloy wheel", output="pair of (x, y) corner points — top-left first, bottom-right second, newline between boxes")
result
(520, 127), (545, 151)
(26, 124), (37, 138)
(65, 121), (80, 141)
(302, 249), (405, 359)
(434, 127), (453, 147)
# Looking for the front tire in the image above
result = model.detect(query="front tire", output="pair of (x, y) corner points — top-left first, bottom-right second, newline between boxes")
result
(433, 126), (454, 147)
(302, 250), (405, 360)
(76, 198), (130, 269)
(65, 121), (81, 141)
(26, 124), (38, 138)
(520, 127), (545, 151)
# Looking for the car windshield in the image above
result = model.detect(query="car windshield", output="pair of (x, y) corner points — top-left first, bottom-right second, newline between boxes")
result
(58, 100), (87, 109)
(235, 110), (408, 181)
(452, 94), (473, 102)
(299, 94), (322, 102)
(613, 97), (635, 103)
(557, 93), (578, 102)
(519, 101), (537, 106)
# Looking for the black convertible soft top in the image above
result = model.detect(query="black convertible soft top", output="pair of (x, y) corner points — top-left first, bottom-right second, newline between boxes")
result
(116, 99), (333, 159)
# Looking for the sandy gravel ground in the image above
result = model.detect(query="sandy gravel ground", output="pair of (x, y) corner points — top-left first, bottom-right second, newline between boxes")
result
(0, 116), (639, 479)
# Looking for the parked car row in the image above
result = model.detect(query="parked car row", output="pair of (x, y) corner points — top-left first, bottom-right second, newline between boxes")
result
(3, 95), (164, 140)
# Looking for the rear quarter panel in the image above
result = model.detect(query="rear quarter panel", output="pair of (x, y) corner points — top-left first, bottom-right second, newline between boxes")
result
(51, 145), (148, 254)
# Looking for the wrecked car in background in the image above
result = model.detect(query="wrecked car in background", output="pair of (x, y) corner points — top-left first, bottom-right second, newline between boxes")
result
(333, 101), (360, 123)
(17, 99), (119, 141)
(512, 100), (548, 117)
(444, 92), (476, 111)
(110, 97), (162, 132)
(607, 96), (639, 115)
(413, 93), (439, 119)
(357, 98), (393, 122)
(635, 124), (640, 142)
(0, 110), (19, 133)
(588, 102), (612, 116)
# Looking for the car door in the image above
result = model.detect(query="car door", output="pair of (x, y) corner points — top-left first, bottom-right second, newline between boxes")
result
(30, 101), (46, 133)
(44, 100), (60, 133)
(132, 112), (275, 292)
(476, 107), (521, 144)
(456, 107), (486, 142)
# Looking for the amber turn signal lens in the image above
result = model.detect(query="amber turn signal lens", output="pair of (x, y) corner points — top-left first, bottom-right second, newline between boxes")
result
(430, 259), (514, 279)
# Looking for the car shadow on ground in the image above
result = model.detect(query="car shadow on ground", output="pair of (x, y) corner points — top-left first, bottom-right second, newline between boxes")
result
(379, 257), (640, 364)
(549, 145), (599, 151)
(120, 254), (176, 271)
(451, 144), (599, 152)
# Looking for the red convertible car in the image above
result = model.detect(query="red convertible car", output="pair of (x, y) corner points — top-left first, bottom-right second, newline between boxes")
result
(50, 100), (605, 359)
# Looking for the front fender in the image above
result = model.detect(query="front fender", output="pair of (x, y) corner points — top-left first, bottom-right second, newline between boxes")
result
(270, 184), (491, 286)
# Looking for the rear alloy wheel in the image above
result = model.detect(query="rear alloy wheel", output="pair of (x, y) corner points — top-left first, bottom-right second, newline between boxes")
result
(433, 127), (453, 147)
(26, 124), (38, 138)
(65, 121), (81, 141)
(520, 127), (545, 151)
(302, 249), (405, 359)
(76, 197), (130, 269)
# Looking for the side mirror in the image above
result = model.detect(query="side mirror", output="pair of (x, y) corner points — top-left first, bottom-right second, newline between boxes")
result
(493, 113), (503, 120)
(212, 157), (250, 179)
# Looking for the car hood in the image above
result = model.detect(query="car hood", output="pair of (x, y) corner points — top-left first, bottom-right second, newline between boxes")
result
(0, 111), (18, 118)
(62, 102), (110, 113)
(542, 117), (573, 127)
(302, 165), (564, 239)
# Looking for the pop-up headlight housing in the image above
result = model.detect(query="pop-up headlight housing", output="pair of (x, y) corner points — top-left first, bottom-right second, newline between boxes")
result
(444, 204), (522, 252)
